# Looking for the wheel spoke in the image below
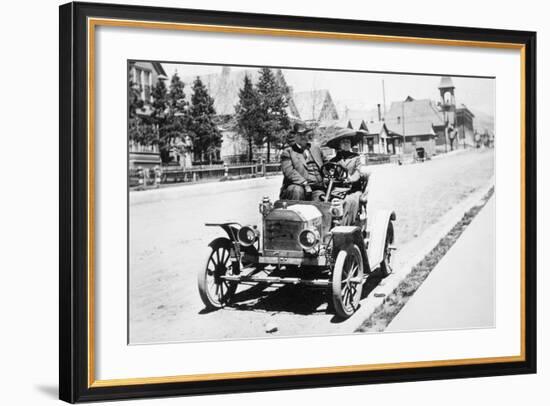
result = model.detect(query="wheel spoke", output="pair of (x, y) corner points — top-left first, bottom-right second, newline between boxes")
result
(206, 257), (215, 272)
(215, 249), (221, 265)
(343, 286), (352, 308)
(219, 280), (225, 300)
(221, 248), (229, 265)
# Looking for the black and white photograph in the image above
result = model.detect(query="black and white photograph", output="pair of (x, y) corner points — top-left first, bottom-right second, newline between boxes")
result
(128, 61), (496, 344)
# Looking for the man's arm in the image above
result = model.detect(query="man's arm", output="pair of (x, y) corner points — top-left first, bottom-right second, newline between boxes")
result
(281, 148), (307, 186)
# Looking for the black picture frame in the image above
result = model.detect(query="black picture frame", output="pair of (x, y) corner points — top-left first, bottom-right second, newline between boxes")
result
(59, 1), (537, 403)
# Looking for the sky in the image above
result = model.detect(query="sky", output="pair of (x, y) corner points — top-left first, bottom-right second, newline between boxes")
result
(162, 62), (495, 118)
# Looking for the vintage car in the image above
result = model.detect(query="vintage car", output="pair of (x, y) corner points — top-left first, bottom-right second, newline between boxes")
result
(198, 162), (396, 319)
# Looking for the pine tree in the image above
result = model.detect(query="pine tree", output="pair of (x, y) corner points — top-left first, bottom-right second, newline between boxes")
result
(188, 76), (221, 163)
(149, 78), (168, 149)
(235, 74), (261, 162)
(150, 78), (168, 121)
(161, 72), (189, 162)
(167, 72), (187, 114)
(256, 67), (290, 162)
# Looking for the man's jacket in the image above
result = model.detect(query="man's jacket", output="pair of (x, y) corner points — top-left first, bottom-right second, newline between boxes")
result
(280, 143), (326, 187)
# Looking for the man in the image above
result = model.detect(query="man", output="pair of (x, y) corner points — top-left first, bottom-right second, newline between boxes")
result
(280, 122), (327, 201)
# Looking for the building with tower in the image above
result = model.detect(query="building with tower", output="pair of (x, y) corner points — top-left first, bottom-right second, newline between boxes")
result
(378, 76), (477, 156)
(437, 76), (476, 150)
(383, 96), (443, 156)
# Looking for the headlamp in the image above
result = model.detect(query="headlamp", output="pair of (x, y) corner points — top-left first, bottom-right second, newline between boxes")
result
(298, 228), (320, 251)
(330, 199), (344, 218)
(238, 225), (259, 246)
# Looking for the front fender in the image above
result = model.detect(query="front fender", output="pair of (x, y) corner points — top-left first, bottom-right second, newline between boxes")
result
(331, 226), (369, 272)
(367, 209), (396, 270)
(205, 223), (259, 258)
(205, 222), (241, 243)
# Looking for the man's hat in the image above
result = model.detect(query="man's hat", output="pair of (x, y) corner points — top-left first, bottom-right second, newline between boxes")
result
(291, 122), (313, 135)
(324, 128), (364, 149)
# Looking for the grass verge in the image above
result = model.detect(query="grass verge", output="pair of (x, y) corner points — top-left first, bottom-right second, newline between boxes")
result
(356, 186), (495, 332)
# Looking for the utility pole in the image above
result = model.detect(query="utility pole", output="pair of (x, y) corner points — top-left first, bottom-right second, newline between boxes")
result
(402, 100), (406, 153)
(382, 80), (387, 120)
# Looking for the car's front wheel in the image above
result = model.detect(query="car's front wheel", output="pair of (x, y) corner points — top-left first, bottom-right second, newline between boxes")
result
(332, 244), (364, 319)
(198, 238), (238, 310)
(379, 221), (394, 278)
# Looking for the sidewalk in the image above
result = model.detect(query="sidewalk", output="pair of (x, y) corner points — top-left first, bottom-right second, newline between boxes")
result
(386, 195), (495, 332)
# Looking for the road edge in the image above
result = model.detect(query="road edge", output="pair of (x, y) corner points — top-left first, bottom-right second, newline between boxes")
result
(337, 177), (495, 334)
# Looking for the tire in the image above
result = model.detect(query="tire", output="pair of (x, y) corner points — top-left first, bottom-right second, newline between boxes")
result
(332, 244), (364, 318)
(379, 222), (394, 277)
(198, 238), (238, 310)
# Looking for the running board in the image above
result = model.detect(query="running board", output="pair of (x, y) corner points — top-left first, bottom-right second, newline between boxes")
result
(222, 274), (331, 287)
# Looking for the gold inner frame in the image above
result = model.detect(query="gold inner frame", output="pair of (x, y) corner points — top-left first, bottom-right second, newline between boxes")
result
(87, 17), (527, 388)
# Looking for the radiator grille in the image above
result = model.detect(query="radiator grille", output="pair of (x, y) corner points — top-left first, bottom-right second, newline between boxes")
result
(264, 220), (303, 252)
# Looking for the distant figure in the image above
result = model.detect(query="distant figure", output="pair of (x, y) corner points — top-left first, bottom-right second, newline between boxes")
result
(325, 129), (371, 226)
(280, 122), (327, 201)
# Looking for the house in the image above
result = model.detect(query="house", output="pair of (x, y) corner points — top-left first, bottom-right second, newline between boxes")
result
(360, 121), (403, 155)
(385, 121), (436, 156)
(291, 89), (339, 124)
(348, 118), (369, 131)
(128, 61), (167, 169)
(456, 104), (476, 147)
(130, 61), (167, 113)
(181, 67), (299, 162)
(181, 67), (298, 118)
(384, 96), (442, 156)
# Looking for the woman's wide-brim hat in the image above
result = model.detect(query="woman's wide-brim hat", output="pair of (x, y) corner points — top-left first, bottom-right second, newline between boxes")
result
(324, 128), (365, 149)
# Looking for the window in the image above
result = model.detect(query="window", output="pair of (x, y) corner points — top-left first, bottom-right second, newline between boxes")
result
(143, 70), (151, 101)
(134, 66), (152, 102)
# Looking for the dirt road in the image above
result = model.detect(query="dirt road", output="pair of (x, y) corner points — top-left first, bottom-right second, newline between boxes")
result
(129, 148), (494, 344)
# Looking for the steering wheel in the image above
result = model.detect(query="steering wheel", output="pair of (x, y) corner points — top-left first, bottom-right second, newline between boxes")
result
(321, 162), (348, 183)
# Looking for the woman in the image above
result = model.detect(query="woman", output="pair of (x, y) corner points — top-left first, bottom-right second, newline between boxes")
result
(325, 129), (371, 226)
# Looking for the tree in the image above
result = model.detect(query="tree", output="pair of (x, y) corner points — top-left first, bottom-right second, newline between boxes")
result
(167, 71), (187, 114)
(256, 67), (290, 162)
(235, 74), (261, 162)
(149, 78), (168, 133)
(188, 76), (221, 163)
(161, 72), (189, 162)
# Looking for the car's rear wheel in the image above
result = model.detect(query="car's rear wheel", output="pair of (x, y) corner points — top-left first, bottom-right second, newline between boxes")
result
(198, 238), (238, 310)
(332, 244), (364, 319)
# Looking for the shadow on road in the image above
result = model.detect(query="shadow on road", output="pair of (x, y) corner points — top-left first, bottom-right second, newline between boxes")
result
(230, 284), (329, 315)
(198, 271), (387, 321)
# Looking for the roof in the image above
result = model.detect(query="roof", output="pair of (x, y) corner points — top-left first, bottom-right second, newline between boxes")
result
(181, 68), (258, 115)
(348, 119), (367, 130)
(386, 121), (435, 137)
(438, 76), (455, 89)
(292, 89), (338, 122)
(365, 121), (385, 135)
(152, 62), (167, 77)
(181, 67), (293, 116)
(385, 98), (445, 132)
(456, 103), (475, 118)
(317, 118), (352, 129)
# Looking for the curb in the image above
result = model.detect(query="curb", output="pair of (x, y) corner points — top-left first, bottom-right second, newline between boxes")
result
(336, 177), (495, 334)
(130, 174), (283, 206)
